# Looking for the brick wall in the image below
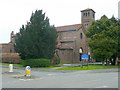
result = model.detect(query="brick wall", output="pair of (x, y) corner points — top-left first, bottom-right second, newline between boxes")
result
(58, 49), (74, 63)
(1, 43), (15, 53)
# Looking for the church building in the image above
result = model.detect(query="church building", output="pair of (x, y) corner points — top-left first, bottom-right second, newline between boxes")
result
(56, 8), (95, 63)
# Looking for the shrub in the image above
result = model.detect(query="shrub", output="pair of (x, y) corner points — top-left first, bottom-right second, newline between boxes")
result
(22, 58), (51, 67)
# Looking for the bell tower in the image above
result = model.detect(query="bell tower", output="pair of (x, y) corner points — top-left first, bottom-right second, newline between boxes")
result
(81, 8), (95, 29)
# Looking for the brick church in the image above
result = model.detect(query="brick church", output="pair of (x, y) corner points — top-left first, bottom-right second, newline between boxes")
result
(56, 8), (95, 63)
(1, 8), (95, 63)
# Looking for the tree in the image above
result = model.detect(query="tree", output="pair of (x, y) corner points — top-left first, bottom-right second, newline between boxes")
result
(86, 15), (119, 65)
(88, 31), (117, 65)
(15, 10), (57, 60)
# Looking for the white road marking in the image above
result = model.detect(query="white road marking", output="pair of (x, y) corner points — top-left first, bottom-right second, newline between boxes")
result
(48, 74), (56, 76)
(96, 85), (109, 88)
(19, 79), (27, 81)
(19, 79), (33, 81)
(39, 78), (43, 79)
(82, 79), (102, 83)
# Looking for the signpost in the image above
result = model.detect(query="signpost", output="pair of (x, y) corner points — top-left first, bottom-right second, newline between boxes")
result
(81, 54), (89, 66)
(81, 54), (89, 60)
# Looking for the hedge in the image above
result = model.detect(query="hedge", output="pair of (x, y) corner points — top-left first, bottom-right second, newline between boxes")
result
(22, 58), (51, 67)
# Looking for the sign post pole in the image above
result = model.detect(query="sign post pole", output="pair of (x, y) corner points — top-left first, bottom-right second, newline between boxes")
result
(81, 54), (89, 67)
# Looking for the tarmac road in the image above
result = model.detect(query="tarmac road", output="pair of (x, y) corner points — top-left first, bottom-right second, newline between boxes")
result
(1, 65), (119, 88)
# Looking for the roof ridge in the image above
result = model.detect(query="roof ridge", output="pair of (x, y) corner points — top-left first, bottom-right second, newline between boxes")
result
(56, 24), (81, 28)
(81, 8), (95, 13)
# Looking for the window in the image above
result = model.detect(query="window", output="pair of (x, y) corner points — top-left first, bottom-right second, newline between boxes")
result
(80, 33), (83, 39)
(85, 13), (87, 16)
(84, 24), (89, 28)
(88, 12), (90, 16)
(83, 12), (89, 17)
(83, 13), (85, 16)
(83, 13), (86, 16)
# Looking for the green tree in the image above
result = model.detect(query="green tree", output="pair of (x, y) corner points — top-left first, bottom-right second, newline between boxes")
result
(88, 31), (117, 65)
(86, 15), (119, 65)
(15, 10), (57, 60)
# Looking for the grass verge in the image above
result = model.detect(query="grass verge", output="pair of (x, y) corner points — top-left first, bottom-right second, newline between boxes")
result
(0, 63), (23, 67)
(1, 63), (119, 70)
(0, 63), (55, 69)
(38, 66), (55, 69)
(56, 65), (119, 70)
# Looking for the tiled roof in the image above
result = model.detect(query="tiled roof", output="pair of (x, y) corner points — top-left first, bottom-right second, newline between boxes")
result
(81, 8), (95, 13)
(56, 24), (82, 32)
(59, 46), (73, 50)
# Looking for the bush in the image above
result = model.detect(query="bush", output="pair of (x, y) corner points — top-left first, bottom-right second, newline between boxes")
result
(22, 59), (51, 67)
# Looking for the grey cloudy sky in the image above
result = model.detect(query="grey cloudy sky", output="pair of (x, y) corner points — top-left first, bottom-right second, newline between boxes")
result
(0, 0), (119, 43)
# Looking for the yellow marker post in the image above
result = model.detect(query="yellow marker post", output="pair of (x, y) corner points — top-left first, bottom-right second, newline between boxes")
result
(25, 66), (31, 77)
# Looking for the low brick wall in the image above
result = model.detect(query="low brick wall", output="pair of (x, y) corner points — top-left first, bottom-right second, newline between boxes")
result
(2, 53), (20, 64)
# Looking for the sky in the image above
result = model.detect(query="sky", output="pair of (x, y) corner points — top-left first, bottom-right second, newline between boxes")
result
(0, 0), (119, 43)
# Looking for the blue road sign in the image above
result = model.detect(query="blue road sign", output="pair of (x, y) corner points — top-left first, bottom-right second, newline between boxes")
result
(81, 54), (89, 60)
(26, 66), (31, 70)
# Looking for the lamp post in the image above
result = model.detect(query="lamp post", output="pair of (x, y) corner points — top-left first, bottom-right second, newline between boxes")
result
(79, 48), (83, 61)
(88, 51), (90, 62)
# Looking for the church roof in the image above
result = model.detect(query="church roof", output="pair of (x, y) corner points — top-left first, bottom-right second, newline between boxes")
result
(56, 24), (82, 32)
(81, 8), (95, 13)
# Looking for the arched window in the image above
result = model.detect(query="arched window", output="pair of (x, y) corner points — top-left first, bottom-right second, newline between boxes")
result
(80, 33), (83, 39)
(83, 13), (85, 16)
(86, 13), (87, 16)
(88, 12), (90, 16)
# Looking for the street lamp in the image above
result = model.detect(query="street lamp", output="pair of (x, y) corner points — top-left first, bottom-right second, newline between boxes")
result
(88, 51), (90, 61)
(79, 48), (83, 54)
(88, 52), (90, 55)
(79, 48), (83, 61)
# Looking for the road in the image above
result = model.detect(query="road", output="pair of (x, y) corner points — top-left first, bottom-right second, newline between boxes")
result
(1, 65), (119, 88)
